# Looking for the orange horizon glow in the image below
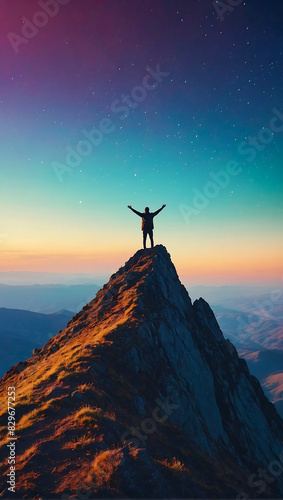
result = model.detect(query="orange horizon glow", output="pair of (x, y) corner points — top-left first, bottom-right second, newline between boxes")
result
(0, 243), (282, 286)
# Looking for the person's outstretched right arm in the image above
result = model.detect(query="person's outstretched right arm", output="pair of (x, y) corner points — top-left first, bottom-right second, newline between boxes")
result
(128, 205), (143, 217)
(152, 204), (166, 217)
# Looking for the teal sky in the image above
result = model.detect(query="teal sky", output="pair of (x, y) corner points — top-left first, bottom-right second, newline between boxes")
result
(0, 0), (282, 285)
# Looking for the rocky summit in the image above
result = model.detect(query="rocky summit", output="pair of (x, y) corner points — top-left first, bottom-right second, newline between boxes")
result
(0, 245), (283, 498)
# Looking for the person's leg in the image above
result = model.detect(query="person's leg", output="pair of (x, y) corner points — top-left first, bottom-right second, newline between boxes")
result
(143, 230), (147, 249)
(149, 230), (154, 248)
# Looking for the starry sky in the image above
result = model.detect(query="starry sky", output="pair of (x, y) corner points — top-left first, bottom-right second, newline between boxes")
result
(0, 0), (282, 285)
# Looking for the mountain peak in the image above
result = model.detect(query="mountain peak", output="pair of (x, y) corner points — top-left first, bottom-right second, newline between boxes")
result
(94, 244), (192, 321)
(0, 246), (283, 498)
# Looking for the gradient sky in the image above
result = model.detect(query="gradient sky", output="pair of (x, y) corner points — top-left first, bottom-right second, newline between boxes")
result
(0, 0), (282, 286)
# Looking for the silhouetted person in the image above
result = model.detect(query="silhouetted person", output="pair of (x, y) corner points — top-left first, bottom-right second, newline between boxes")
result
(128, 204), (166, 249)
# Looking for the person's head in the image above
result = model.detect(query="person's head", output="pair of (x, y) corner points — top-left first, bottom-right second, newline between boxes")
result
(145, 207), (149, 213)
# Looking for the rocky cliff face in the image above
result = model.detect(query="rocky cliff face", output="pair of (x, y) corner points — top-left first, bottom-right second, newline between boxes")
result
(0, 245), (282, 499)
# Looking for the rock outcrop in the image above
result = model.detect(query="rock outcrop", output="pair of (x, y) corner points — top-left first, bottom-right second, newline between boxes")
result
(0, 245), (282, 498)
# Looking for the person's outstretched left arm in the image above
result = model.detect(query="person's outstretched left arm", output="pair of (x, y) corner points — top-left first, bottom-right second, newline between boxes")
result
(152, 204), (166, 217)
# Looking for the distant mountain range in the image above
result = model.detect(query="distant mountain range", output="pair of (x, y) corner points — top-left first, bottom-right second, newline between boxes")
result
(214, 306), (283, 351)
(188, 284), (282, 305)
(213, 303), (283, 417)
(0, 271), (107, 285)
(243, 350), (283, 419)
(0, 308), (74, 376)
(0, 283), (100, 313)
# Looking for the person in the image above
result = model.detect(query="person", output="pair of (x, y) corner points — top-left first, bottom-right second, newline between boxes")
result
(128, 204), (166, 249)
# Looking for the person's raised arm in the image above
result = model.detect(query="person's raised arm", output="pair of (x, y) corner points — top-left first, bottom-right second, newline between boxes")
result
(128, 205), (143, 217)
(152, 204), (166, 217)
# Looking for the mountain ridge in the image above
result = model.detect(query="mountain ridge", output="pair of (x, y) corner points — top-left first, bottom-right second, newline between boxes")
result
(0, 245), (282, 498)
